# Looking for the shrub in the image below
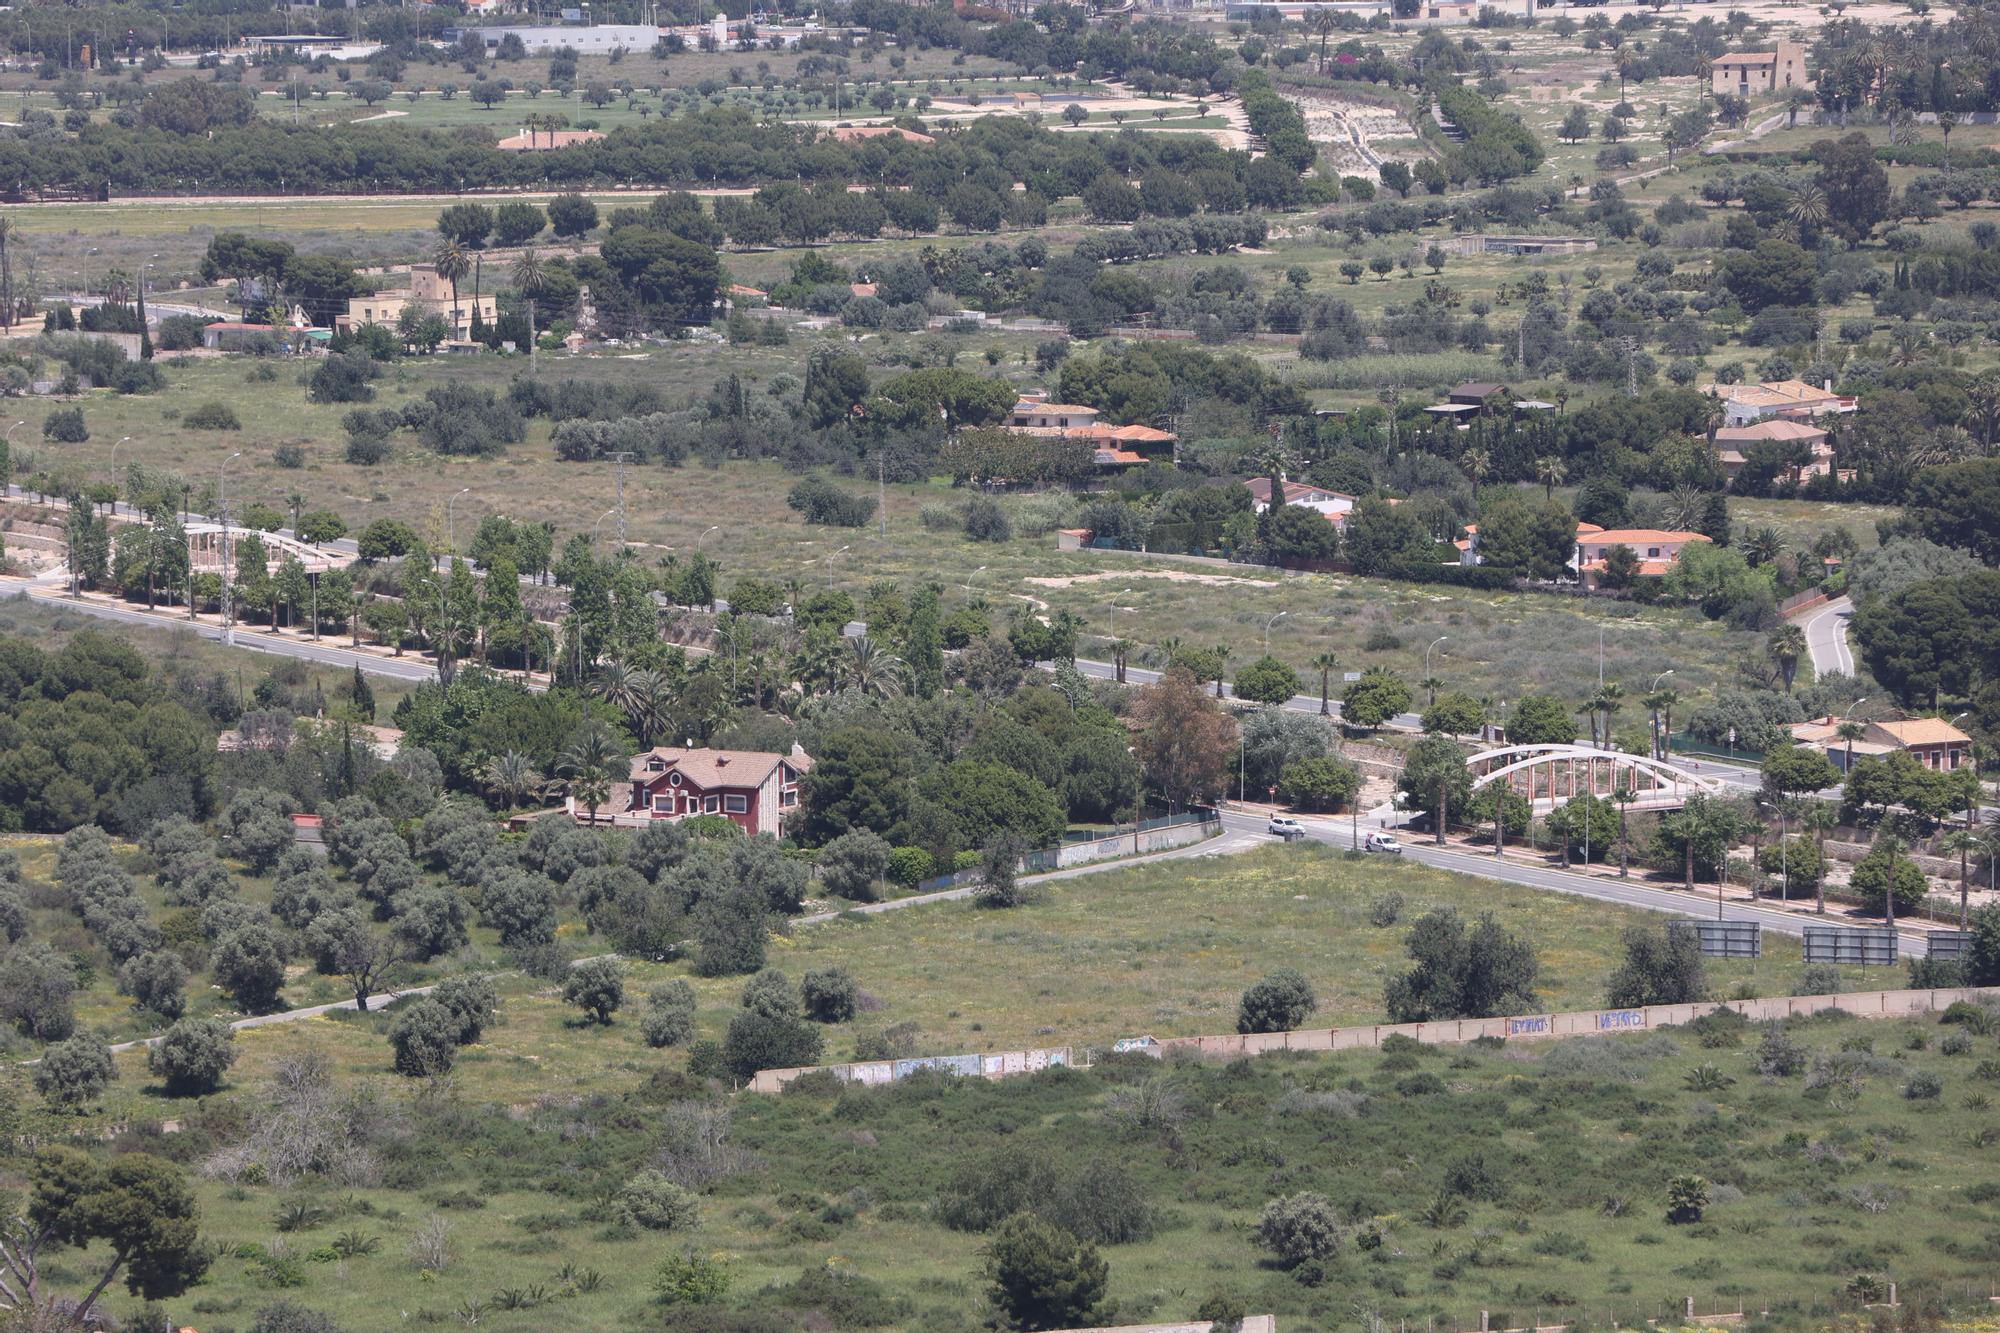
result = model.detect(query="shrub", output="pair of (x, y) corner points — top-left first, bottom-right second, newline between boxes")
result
(562, 957), (624, 1023)
(1754, 1025), (1806, 1077)
(42, 407), (87, 442)
(148, 1016), (238, 1095)
(642, 981), (698, 1048)
(1367, 893), (1405, 928)
(119, 950), (188, 1019)
(981, 1213), (1107, 1332)
(211, 924), (287, 1013)
(740, 969), (797, 1018)
(801, 967), (859, 1023)
(33, 1033), (115, 1111)
(1256, 1192), (1342, 1266)
(787, 476), (875, 527)
(1941, 1000), (1993, 1035)
(817, 828), (891, 901)
(1665, 1174), (1709, 1224)
(184, 400), (242, 430)
(962, 495), (1012, 543)
(1905, 1070), (1943, 1100)
(616, 1170), (699, 1231)
(389, 998), (460, 1077)
(722, 1008), (823, 1080)
(1799, 963), (1844, 995)
(431, 974), (498, 1045)
(653, 1251), (731, 1306)
(1237, 968), (1317, 1034)
(886, 846), (933, 889)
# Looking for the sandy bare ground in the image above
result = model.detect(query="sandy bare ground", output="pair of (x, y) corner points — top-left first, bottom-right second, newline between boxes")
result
(1025, 569), (1273, 591)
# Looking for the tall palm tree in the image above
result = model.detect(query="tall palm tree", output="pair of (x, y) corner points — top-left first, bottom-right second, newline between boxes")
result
(625, 668), (672, 748)
(1534, 455), (1567, 501)
(1310, 8), (1339, 69)
(1154, 636), (1184, 671)
(1420, 675), (1443, 707)
(1612, 784), (1636, 878)
(1460, 447), (1491, 493)
(1799, 800), (1839, 914)
(480, 750), (543, 809)
(845, 636), (907, 698)
(1768, 623), (1807, 693)
(1311, 651), (1340, 716)
(558, 722), (626, 826)
(1786, 179), (1829, 239)
(1643, 687), (1679, 760)
(1835, 719), (1868, 772)
(1597, 682), (1624, 751)
(1576, 696), (1601, 750)
(433, 239), (471, 339)
(512, 244), (548, 370)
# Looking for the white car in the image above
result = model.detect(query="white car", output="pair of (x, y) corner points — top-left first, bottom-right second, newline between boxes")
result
(1364, 832), (1404, 855)
(1267, 816), (1307, 841)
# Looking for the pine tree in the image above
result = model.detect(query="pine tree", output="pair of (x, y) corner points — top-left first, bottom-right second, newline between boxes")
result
(350, 665), (375, 722)
(136, 284), (153, 361)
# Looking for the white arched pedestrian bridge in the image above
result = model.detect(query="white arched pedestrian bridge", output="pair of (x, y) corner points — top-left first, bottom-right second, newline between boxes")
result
(1467, 744), (1727, 813)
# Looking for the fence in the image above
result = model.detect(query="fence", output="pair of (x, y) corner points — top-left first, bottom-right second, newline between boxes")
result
(1779, 588), (1833, 618)
(744, 986), (2000, 1093)
(1668, 733), (1766, 765)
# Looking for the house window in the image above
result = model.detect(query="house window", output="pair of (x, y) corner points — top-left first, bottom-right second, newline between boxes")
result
(704, 795), (720, 814)
(781, 788), (798, 807)
(724, 794), (748, 814)
(651, 794), (673, 813)
(669, 772), (682, 787)
(1647, 547), (1662, 558)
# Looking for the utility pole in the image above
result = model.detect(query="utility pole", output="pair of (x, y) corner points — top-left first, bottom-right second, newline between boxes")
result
(877, 454), (886, 541)
(610, 451), (635, 548)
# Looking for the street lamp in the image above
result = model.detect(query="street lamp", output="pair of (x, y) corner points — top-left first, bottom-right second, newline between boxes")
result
(108, 437), (130, 511)
(1263, 610), (1288, 656)
(696, 524), (720, 552)
(825, 544), (850, 589)
(962, 565), (986, 599)
(1110, 588), (1132, 640)
(218, 450), (244, 644)
(590, 506), (618, 553)
(447, 487), (471, 559)
(1426, 635), (1448, 675)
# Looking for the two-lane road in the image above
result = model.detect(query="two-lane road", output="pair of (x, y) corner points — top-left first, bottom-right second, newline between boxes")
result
(1800, 595), (1856, 678)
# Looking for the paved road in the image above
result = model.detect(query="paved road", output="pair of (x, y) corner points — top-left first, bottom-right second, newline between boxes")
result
(20, 585), (439, 683)
(1800, 596), (1856, 678)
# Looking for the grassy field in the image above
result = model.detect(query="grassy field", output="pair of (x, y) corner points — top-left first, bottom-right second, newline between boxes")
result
(13, 944), (1997, 1330)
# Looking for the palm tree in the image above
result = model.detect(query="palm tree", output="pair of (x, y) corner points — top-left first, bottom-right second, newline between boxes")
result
(557, 722), (626, 826)
(1310, 7), (1339, 69)
(1211, 644), (1231, 699)
(1743, 526), (1787, 568)
(1311, 651), (1341, 716)
(1576, 696), (1601, 750)
(625, 668), (672, 748)
(1613, 784), (1636, 878)
(1768, 623), (1807, 693)
(433, 239), (471, 338)
(1941, 821), (1982, 932)
(1154, 636), (1184, 671)
(593, 659), (641, 722)
(512, 244), (548, 370)
(1109, 638), (1133, 685)
(845, 636), (907, 697)
(1835, 719), (1868, 772)
(1460, 447), (1491, 493)
(0, 214), (15, 331)
(1420, 675), (1443, 707)
(1643, 687), (1678, 760)
(1799, 800), (1839, 914)
(1787, 179), (1830, 238)
(480, 750), (543, 809)
(1534, 455), (1567, 501)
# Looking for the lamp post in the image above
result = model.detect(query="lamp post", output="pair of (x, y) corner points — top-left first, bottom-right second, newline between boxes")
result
(825, 545), (849, 589)
(1110, 588), (1132, 640)
(447, 487), (471, 557)
(108, 437), (129, 508)
(696, 524), (720, 552)
(1650, 668), (1674, 759)
(961, 565), (986, 599)
(218, 450), (243, 644)
(590, 506), (618, 554)
(1426, 635), (1448, 676)
(1263, 610), (1288, 656)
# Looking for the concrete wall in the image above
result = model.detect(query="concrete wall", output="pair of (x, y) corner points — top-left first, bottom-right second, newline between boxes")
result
(1051, 817), (1220, 869)
(743, 987), (1998, 1093)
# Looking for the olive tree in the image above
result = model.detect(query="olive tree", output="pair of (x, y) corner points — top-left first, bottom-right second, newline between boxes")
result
(147, 1017), (237, 1095)
(33, 1033), (116, 1111)
(562, 957), (625, 1024)
(1237, 969), (1317, 1034)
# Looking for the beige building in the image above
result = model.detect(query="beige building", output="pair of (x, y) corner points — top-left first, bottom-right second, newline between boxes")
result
(1711, 40), (1810, 97)
(335, 264), (498, 341)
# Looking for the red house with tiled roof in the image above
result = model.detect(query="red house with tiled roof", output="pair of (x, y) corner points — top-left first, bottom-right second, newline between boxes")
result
(577, 745), (812, 835)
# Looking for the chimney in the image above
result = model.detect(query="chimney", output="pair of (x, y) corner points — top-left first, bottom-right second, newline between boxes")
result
(1824, 379), (1833, 393)
(716, 756), (730, 768)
